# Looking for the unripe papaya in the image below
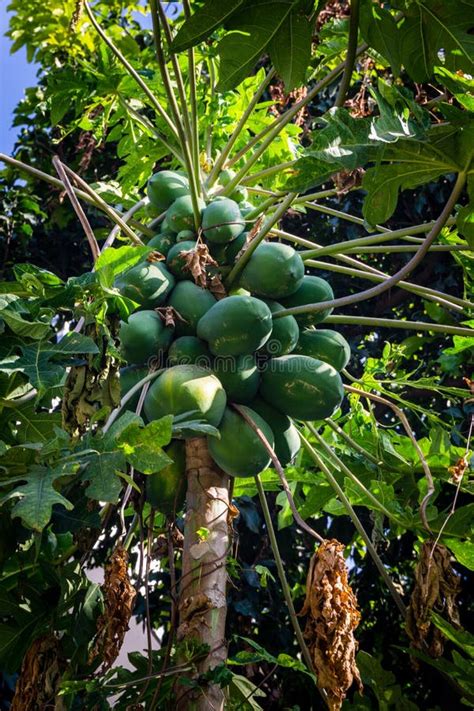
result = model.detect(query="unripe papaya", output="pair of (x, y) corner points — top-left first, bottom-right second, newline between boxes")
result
(167, 281), (217, 336)
(145, 440), (186, 515)
(295, 329), (350, 372)
(197, 295), (273, 356)
(207, 406), (274, 477)
(120, 310), (174, 365)
(218, 168), (236, 186)
(147, 170), (189, 211)
(260, 354), (344, 421)
(260, 299), (299, 356)
(279, 275), (334, 327)
(213, 354), (260, 403)
(250, 397), (300, 467)
(147, 232), (176, 257)
(239, 243), (305, 299)
(176, 229), (195, 242)
(239, 201), (255, 217)
(116, 261), (175, 308)
(144, 365), (226, 432)
(202, 198), (245, 244)
(166, 195), (205, 232)
(168, 336), (212, 367)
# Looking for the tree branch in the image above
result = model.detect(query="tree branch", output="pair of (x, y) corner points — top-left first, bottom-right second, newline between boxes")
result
(274, 173), (466, 318)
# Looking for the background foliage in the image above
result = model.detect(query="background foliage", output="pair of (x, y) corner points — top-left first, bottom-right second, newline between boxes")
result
(0, 0), (473, 708)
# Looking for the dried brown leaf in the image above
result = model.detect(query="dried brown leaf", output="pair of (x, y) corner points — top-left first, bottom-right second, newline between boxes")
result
(62, 319), (121, 437)
(146, 250), (166, 263)
(89, 545), (137, 671)
(181, 243), (218, 289)
(332, 168), (365, 196)
(11, 635), (65, 711)
(406, 541), (461, 660)
(155, 306), (187, 328)
(208, 273), (227, 300)
(299, 539), (362, 711)
(448, 457), (468, 485)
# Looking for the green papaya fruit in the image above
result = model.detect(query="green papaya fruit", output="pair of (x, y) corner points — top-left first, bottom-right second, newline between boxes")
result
(279, 275), (334, 327)
(116, 261), (175, 308)
(166, 195), (205, 232)
(213, 354), (260, 403)
(147, 232), (176, 257)
(197, 295), (273, 356)
(239, 243), (305, 299)
(250, 397), (300, 467)
(120, 310), (174, 365)
(260, 354), (344, 420)
(295, 329), (350, 371)
(260, 299), (299, 356)
(207, 406), (274, 477)
(166, 240), (196, 280)
(147, 170), (189, 211)
(202, 198), (245, 244)
(168, 336), (212, 367)
(144, 365), (226, 432)
(167, 281), (217, 336)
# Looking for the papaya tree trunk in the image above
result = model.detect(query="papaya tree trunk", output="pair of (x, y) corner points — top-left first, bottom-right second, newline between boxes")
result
(176, 437), (230, 711)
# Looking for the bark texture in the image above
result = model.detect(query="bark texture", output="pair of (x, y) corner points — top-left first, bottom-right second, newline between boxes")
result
(177, 437), (230, 711)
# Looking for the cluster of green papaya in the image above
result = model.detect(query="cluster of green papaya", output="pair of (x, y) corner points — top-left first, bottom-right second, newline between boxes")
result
(117, 170), (350, 513)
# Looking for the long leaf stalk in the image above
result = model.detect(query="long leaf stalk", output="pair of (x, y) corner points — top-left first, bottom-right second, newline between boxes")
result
(233, 405), (324, 544)
(84, 1), (179, 140)
(243, 195), (282, 222)
(62, 165), (144, 245)
(254, 475), (318, 679)
(274, 172), (466, 318)
(325, 315), (473, 337)
(183, 0), (200, 190)
(304, 258), (469, 313)
(0, 153), (154, 243)
(344, 385), (435, 532)
(120, 96), (184, 163)
(298, 217), (458, 259)
(226, 193), (297, 287)
(239, 160), (297, 185)
(309, 427), (407, 528)
(102, 369), (163, 434)
(149, 0), (202, 229)
(299, 429), (407, 619)
(155, 1), (198, 189)
(339, 244), (467, 254)
(334, 0), (361, 107)
(52, 156), (100, 262)
(103, 199), (147, 250)
(326, 419), (388, 469)
(206, 68), (276, 188)
(227, 43), (369, 169)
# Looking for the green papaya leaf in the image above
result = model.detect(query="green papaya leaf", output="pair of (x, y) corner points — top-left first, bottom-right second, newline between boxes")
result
(95, 245), (151, 289)
(216, 2), (296, 92)
(117, 416), (173, 474)
(170, 0), (245, 52)
(268, 12), (313, 89)
(1, 465), (74, 531)
(359, 1), (401, 75)
(400, 0), (474, 83)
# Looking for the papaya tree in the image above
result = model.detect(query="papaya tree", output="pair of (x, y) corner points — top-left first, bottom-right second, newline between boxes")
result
(0, 1), (473, 709)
